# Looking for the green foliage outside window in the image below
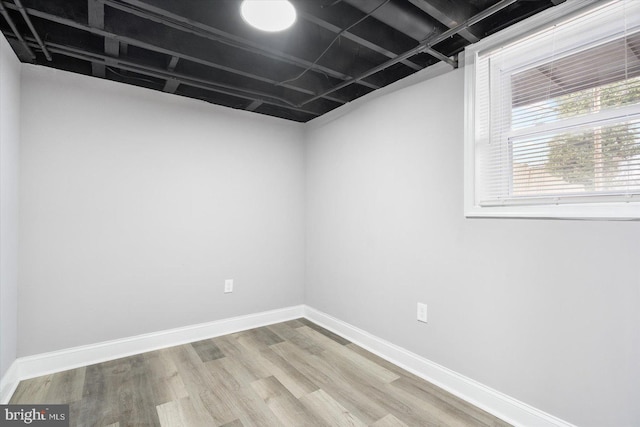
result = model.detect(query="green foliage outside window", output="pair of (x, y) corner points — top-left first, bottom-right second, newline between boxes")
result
(546, 78), (640, 191)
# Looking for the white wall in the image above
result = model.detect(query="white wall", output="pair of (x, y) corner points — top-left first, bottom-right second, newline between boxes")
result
(18, 66), (305, 356)
(305, 68), (640, 426)
(0, 34), (21, 379)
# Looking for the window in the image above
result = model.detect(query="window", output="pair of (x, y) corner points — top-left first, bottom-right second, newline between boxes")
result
(465, 0), (640, 219)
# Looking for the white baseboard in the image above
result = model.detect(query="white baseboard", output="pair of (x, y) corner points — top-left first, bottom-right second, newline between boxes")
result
(1, 304), (304, 403)
(2, 303), (574, 427)
(0, 361), (19, 404)
(303, 306), (576, 427)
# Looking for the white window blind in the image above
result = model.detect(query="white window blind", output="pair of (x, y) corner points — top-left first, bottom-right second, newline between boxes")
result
(470, 0), (640, 215)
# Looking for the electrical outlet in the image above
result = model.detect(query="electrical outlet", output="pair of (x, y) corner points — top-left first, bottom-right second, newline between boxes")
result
(224, 279), (233, 293)
(417, 302), (428, 323)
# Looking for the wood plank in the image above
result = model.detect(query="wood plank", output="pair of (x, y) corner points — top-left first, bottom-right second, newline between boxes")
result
(371, 413), (409, 427)
(251, 375), (327, 426)
(213, 335), (272, 382)
(110, 355), (161, 427)
(390, 376), (510, 427)
(299, 389), (367, 427)
(267, 322), (325, 355)
(232, 327), (284, 351)
(156, 396), (215, 427)
(145, 348), (189, 405)
(347, 343), (509, 426)
(297, 326), (399, 383)
(273, 338), (459, 427)
(205, 358), (282, 427)
(282, 318), (305, 328)
(73, 360), (117, 426)
(45, 367), (86, 404)
(190, 338), (225, 363)
(270, 341), (386, 424)
(297, 318), (351, 345)
(165, 344), (237, 425)
(9, 375), (53, 404)
(258, 347), (319, 398)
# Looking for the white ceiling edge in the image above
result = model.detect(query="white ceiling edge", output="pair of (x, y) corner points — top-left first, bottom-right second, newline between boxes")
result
(305, 59), (456, 131)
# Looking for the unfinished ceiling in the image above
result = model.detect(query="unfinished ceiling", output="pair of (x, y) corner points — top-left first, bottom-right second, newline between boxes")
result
(0, 0), (562, 122)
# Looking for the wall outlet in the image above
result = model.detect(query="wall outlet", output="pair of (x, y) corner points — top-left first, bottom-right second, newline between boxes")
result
(224, 279), (233, 293)
(417, 302), (428, 323)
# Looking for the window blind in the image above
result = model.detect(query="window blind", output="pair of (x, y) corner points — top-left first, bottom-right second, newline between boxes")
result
(474, 0), (640, 207)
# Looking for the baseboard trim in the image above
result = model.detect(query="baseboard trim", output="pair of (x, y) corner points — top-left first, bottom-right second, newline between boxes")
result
(3, 304), (304, 400)
(2, 303), (575, 427)
(303, 306), (576, 427)
(0, 361), (19, 404)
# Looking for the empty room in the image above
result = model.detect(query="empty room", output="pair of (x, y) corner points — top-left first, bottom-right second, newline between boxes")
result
(0, 0), (638, 426)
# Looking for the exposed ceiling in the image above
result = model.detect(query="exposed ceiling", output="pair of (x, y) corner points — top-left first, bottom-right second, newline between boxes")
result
(0, 0), (562, 122)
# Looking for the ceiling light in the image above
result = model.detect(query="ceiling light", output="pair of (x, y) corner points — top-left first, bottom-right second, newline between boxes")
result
(240, 0), (297, 32)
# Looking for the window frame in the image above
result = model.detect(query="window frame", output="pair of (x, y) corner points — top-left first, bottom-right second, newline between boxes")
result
(464, 0), (640, 220)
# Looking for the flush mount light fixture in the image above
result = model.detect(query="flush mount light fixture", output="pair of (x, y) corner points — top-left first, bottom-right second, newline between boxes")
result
(240, 0), (297, 32)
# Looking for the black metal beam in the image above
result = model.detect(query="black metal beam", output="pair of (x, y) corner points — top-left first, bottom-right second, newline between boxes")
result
(4, 3), (348, 106)
(300, 0), (519, 106)
(246, 100), (263, 112)
(104, 38), (119, 57)
(406, 0), (480, 43)
(343, 0), (439, 41)
(167, 56), (179, 72)
(17, 36), (321, 118)
(299, 11), (422, 72)
(162, 56), (180, 92)
(162, 78), (180, 94)
(0, 1), (35, 60)
(87, 0), (106, 77)
(105, 0), (380, 91)
(13, 0), (52, 60)
(341, 0), (455, 67)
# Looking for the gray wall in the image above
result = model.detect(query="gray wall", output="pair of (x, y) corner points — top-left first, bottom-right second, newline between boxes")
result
(0, 34), (20, 379)
(18, 66), (305, 356)
(305, 68), (640, 426)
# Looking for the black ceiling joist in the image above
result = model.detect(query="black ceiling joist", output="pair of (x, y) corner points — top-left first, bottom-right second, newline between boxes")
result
(299, 11), (422, 72)
(1, 2), (348, 107)
(104, 0), (381, 91)
(406, 0), (481, 43)
(299, 0), (519, 107)
(0, 0), (560, 122)
(14, 36), (321, 119)
(13, 0), (50, 60)
(0, 0), (34, 60)
(341, 0), (456, 67)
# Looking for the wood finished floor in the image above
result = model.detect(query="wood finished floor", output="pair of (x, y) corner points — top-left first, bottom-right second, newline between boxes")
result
(10, 319), (511, 427)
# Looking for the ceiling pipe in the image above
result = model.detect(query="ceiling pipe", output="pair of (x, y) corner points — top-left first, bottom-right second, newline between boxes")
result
(299, 0), (519, 107)
(0, 0), (35, 60)
(13, 0), (52, 60)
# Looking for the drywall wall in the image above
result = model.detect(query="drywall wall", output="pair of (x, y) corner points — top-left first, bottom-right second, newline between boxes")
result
(0, 34), (20, 379)
(19, 66), (305, 356)
(305, 68), (640, 426)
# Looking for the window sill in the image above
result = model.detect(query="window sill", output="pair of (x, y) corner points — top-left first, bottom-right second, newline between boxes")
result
(464, 202), (640, 220)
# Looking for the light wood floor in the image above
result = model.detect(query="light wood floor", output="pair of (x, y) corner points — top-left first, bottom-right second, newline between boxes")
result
(10, 319), (511, 427)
